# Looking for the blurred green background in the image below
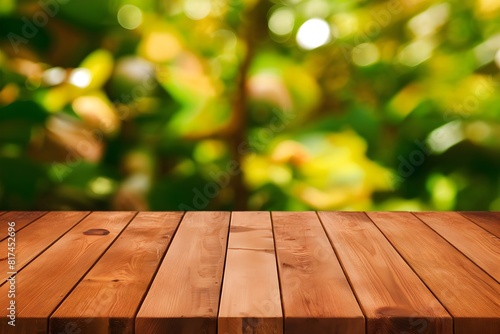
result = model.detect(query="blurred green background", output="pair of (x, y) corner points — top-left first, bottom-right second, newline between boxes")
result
(0, 0), (499, 211)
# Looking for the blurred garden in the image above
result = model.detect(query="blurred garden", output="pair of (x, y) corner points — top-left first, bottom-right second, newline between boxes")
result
(0, 0), (499, 211)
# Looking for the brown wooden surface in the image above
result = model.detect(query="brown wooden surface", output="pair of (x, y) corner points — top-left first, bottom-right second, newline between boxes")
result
(1, 211), (499, 334)
(272, 212), (364, 334)
(136, 211), (230, 334)
(368, 212), (500, 334)
(50, 212), (183, 334)
(0, 211), (47, 241)
(459, 211), (500, 238)
(415, 212), (500, 281)
(0, 211), (136, 333)
(0, 211), (89, 284)
(319, 212), (452, 334)
(219, 212), (282, 334)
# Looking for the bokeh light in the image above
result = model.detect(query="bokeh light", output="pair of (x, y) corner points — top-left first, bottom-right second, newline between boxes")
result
(117, 4), (143, 30)
(43, 67), (66, 86)
(408, 3), (450, 38)
(473, 34), (500, 67)
(68, 68), (92, 88)
(268, 7), (295, 37)
(89, 177), (114, 196)
(1, 0), (499, 212)
(296, 18), (331, 50)
(398, 39), (436, 67)
(426, 121), (464, 154)
(427, 174), (457, 210)
(184, 0), (211, 20)
(142, 32), (182, 62)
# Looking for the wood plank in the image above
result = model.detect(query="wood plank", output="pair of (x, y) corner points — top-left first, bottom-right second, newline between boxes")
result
(319, 212), (452, 334)
(0, 211), (47, 241)
(415, 212), (500, 282)
(459, 212), (500, 238)
(368, 212), (500, 334)
(0, 211), (136, 333)
(218, 212), (282, 334)
(272, 212), (364, 334)
(0, 211), (89, 284)
(50, 212), (183, 334)
(136, 211), (230, 334)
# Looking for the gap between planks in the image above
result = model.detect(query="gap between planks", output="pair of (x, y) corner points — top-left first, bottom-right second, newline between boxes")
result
(50, 211), (183, 334)
(412, 212), (500, 282)
(0, 211), (49, 242)
(367, 212), (500, 334)
(0, 211), (91, 287)
(0, 211), (138, 333)
(458, 212), (500, 238)
(318, 212), (452, 334)
(2, 211), (498, 334)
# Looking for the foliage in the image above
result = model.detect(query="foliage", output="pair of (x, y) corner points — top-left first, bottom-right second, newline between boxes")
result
(0, 0), (499, 211)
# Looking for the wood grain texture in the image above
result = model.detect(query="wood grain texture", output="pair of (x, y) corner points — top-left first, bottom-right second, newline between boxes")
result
(415, 212), (500, 281)
(368, 212), (500, 334)
(0, 211), (136, 334)
(218, 212), (282, 334)
(319, 212), (452, 334)
(459, 212), (500, 238)
(136, 211), (230, 334)
(1, 211), (498, 333)
(0, 211), (89, 284)
(272, 212), (364, 334)
(50, 211), (183, 334)
(0, 211), (47, 241)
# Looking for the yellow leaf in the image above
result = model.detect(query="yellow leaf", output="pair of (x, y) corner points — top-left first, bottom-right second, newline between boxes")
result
(80, 49), (114, 90)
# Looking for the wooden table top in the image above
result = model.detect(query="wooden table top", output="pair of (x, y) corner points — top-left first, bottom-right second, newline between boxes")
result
(0, 211), (498, 334)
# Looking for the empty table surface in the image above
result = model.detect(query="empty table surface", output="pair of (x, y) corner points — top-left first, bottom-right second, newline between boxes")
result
(0, 211), (498, 334)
